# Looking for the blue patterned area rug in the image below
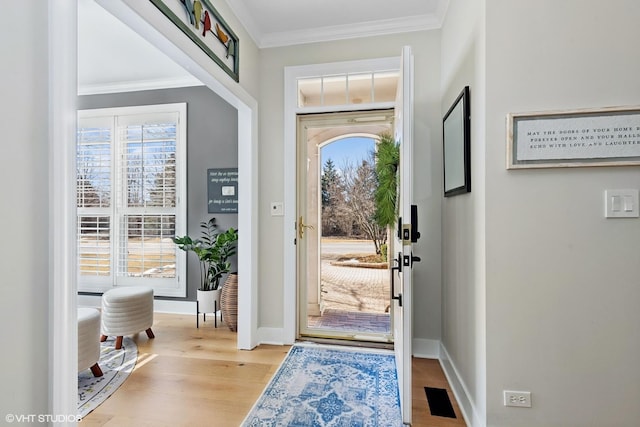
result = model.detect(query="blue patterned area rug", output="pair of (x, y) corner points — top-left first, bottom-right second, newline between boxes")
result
(242, 343), (402, 426)
(77, 336), (137, 418)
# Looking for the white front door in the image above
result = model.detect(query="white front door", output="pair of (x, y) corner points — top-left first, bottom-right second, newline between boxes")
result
(392, 45), (416, 425)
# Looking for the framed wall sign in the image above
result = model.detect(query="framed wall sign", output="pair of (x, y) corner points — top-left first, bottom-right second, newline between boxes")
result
(443, 86), (471, 197)
(150, 0), (239, 82)
(207, 168), (238, 213)
(507, 106), (640, 169)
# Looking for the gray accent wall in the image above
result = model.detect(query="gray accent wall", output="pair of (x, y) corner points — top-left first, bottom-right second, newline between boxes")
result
(78, 86), (238, 301)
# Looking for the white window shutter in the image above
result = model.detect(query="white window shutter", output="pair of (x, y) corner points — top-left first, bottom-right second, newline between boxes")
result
(77, 103), (187, 297)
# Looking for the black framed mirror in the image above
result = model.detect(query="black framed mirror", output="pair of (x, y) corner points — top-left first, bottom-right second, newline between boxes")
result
(443, 86), (471, 197)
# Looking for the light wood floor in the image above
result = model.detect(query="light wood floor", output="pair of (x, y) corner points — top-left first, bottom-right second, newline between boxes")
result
(81, 313), (466, 426)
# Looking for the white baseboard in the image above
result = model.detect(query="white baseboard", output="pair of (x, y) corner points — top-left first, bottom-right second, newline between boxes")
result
(153, 299), (195, 314)
(258, 327), (286, 345)
(77, 294), (102, 309)
(413, 338), (440, 359)
(439, 343), (484, 427)
(78, 294), (195, 314)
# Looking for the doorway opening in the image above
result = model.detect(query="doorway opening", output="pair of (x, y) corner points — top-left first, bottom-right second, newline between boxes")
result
(51, 0), (260, 418)
(297, 110), (394, 343)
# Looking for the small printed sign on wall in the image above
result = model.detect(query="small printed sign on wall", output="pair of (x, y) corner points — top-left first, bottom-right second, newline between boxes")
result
(207, 168), (238, 213)
(507, 106), (640, 169)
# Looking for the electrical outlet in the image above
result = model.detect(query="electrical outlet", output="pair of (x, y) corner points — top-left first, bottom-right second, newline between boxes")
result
(503, 390), (531, 408)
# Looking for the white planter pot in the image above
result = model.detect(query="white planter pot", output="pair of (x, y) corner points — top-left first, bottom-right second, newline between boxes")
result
(197, 288), (221, 314)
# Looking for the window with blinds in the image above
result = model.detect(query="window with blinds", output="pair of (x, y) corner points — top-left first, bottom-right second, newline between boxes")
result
(77, 103), (187, 297)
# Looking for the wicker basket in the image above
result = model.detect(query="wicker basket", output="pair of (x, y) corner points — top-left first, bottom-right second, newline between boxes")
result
(220, 273), (238, 332)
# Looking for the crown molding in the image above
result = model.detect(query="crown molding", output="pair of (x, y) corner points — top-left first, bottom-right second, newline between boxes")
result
(259, 14), (441, 48)
(222, 0), (449, 49)
(78, 75), (203, 96)
(222, 0), (263, 48)
(435, 0), (451, 27)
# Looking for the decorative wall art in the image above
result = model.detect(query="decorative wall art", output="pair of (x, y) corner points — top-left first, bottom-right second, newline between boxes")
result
(207, 168), (238, 213)
(150, 0), (239, 82)
(443, 86), (471, 197)
(507, 106), (640, 169)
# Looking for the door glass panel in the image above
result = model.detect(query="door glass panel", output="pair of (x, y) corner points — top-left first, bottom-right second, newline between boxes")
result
(296, 72), (398, 108)
(297, 111), (394, 343)
(298, 78), (322, 107)
(347, 73), (373, 104)
(373, 71), (399, 103)
(322, 76), (347, 106)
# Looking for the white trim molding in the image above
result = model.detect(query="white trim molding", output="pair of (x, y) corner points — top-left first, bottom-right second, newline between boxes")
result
(439, 343), (485, 427)
(78, 295), (196, 315)
(49, 0), (79, 424)
(261, 15), (441, 48)
(78, 75), (203, 96)
(223, 0), (449, 49)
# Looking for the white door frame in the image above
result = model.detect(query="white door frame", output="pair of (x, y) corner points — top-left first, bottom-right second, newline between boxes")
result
(296, 113), (394, 341)
(50, 0), (259, 421)
(49, 1), (79, 422)
(283, 57), (400, 344)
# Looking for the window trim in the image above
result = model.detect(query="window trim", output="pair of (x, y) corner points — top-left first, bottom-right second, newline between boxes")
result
(77, 103), (187, 297)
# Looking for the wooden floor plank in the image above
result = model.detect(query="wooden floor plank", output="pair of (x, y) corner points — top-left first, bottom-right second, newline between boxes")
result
(412, 358), (467, 426)
(81, 313), (466, 426)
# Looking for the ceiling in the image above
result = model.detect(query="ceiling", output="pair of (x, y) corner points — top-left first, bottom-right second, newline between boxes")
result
(78, 0), (202, 94)
(227, 0), (449, 48)
(78, 0), (448, 94)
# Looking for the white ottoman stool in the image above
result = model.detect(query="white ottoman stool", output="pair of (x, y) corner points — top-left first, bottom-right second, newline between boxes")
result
(78, 307), (103, 377)
(100, 286), (155, 350)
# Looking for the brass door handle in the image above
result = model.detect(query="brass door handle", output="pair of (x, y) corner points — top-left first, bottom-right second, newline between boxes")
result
(298, 216), (314, 239)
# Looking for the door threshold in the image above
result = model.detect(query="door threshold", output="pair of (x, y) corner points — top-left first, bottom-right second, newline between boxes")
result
(298, 336), (393, 351)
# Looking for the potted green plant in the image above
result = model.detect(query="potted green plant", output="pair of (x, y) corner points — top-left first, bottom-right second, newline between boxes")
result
(174, 218), (238, 316)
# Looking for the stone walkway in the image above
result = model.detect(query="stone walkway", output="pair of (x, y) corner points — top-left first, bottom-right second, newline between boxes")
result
(319, 260), (389, 313)
(307, 260), (390, 333)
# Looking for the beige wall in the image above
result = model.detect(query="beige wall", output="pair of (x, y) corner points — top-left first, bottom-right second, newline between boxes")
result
(0, 1), (50, 418)
(440, 0), (487, 424)
(485, 1), (640, 425)
(443, 0), (640, 426)
(257, 31), (444, 345)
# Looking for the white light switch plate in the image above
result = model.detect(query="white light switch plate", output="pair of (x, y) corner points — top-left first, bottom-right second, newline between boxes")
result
(605, 190), (639, 218)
